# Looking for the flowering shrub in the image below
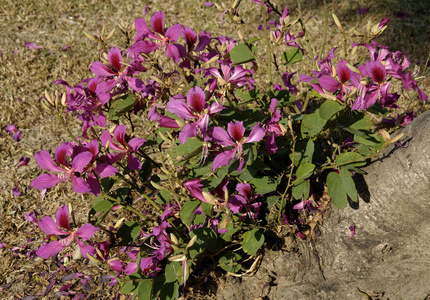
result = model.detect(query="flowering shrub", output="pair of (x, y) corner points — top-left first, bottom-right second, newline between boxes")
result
(26, 1), (427, 298)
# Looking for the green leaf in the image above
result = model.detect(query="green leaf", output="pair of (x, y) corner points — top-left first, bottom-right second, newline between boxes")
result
(100, 177), (115, 193)
(108, 94), (138, 120)
(118, 221), (142, 246)
(281, 48), (303, 65)
(235, 87), (260, 101)
(88, 196), (115, 224)
(340, 167), (358, 202)
(121, 281), (139, 295)
(319, 101), (344, 120)
(159, 282), (179, 300)
(338, 111), (373, 131)
(188, 227), (218, 258)
(200, 202), (213, 217)
(249, 176), (280, 195)
(335, 152), (366, 168)
(139, 159), (152, 182)
(218, 253), (242, 273)
(137, 279), (153, 300)
(295, 162), (315, 180)
(230, 44), (255, 64)
(301, 110), (327, 137)
(169, 138), (202, 164)
(292, 179), (310, 200)
(241, 228), (265, 255)
(180, 200), (200, 225)
(326, 172), (348, 209)
(121, 273), (141, 294)
(354, 133), (385, 150)
(165, 262), (182, 283)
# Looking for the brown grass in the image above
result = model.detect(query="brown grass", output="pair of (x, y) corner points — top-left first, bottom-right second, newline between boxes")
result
(0, 0), (428, 298)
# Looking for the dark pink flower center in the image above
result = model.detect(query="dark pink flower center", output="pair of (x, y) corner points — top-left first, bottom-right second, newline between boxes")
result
(189, 93), (204, 113)
(230, 123), (244, 142)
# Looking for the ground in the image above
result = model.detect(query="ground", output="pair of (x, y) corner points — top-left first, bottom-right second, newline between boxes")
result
(0, 0), (429, 299)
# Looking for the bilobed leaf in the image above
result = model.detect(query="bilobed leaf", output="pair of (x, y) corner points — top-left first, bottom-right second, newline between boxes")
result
(249, 176), (280, 194)
(88, 196), (115, 224)
(235, 87), (260, 101)
(188, 227), (218, 258)
(230, 44), (255, 64)
(295, 162), (315, 180)
(335, 152), (366, 168)
(340, 167), (358, 202)
(180, 200), (200, 225)
(218, 253), (242, 273)
(326, 172), (348, 209)
(338, 111), (373, 130)
(281, 48), (303, 65)
(159, 282), (179, 300)
(319, 100), (343, 120)
(136, 279), (153, 300)
(242, 228), (264, 255)
(165, 262), (182, 283)
(109, 94), (138, 120)
(118, 221), (142, 246)
(301, 110), (327, 137)
(292, 179), (310, 200)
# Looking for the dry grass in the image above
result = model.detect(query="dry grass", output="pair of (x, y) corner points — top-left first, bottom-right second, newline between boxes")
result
(0, 0), (428, 298)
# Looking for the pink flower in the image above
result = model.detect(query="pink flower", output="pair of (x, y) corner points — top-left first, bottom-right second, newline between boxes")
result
(31, 142), (93, 193)
(25, 42), (43, 49)
(131, 11), (183, 63)
(101, 125), (146, 170)
(228, 183), (261, 221)
(36, 205), (99, 259)
(167, 86), (224, 144)
(211, 121), (265, 171)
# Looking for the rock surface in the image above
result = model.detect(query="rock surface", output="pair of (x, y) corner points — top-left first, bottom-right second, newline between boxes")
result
(216, 109), (430, 300)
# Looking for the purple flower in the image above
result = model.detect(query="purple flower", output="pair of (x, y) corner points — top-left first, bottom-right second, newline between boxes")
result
(349, 226), (355, 239)
(36, 205), (99, 259)
(25, 42), (43, 49)
(5, 124), (22, 142)
(15, 156), (30, 168)
(211, 121), (265, 171)
(204, 59), (255, 90)
(264, 99), (284, 154)
(228, 183), (261, 221)
(101, 125), (146, 170)
(12, 184), (21, 197)
(131, 11), (183, 63)
(358, 8), (370, 15)
(31, 142), (93, 193)
(167, 86), (224, 144)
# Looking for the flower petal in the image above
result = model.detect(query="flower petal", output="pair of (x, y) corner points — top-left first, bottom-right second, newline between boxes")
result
(227, 121), (245, 142)
(94, 163), (118, 178)
(71, 152), (93, 173)
(35, 150), (64, 172)
(55, 205), (71, 230)
(36, 241), (64, 259)
(75, 224), (99, 241)
(165, 24), (182, 43)
(244, 123), (265, 143)
(89, 61), (116, 77)
(38, 216), (68, 236)
(128, 137), (146, 152)
(212, 148), (236, 171)
(187, 87), (206, 113)
(107, 47), (122, 71)
(127, 154), (142, 170)
(72, 176), (91, 194)
(31, 173), (62, 189)
(166, 98), (194, 119)
(211, 126), (235, 147)
(151, 11), (165, 34)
